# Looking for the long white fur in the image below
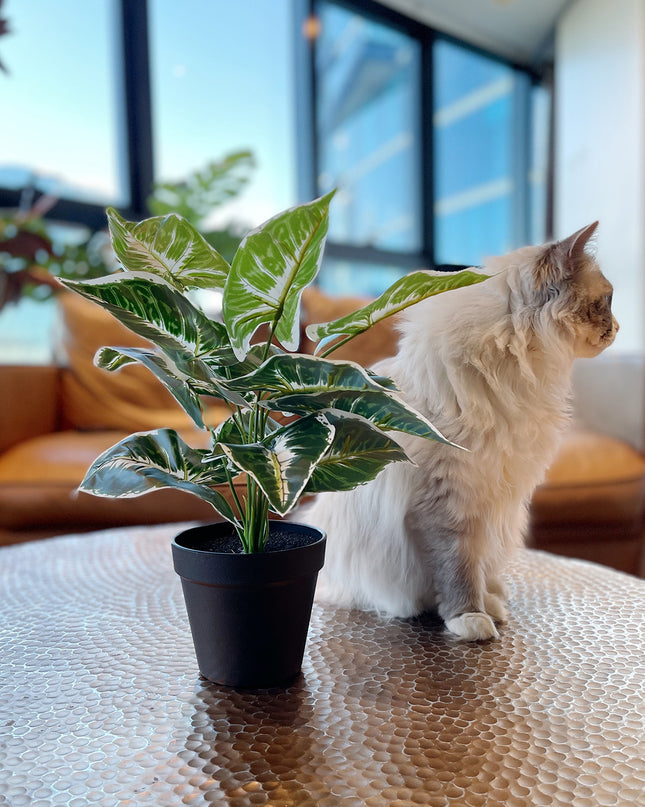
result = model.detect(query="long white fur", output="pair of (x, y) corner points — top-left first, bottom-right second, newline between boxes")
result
(304, 234), (617, 640)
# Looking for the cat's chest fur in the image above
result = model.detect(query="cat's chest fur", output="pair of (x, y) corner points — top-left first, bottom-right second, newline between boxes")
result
(376, 291), (575, 503)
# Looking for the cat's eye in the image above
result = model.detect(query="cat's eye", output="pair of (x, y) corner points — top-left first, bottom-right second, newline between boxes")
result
(594, 293), (612, 311)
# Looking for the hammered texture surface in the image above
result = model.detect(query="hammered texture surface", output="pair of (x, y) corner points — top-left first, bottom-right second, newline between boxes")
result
(1, 524), (644, 807)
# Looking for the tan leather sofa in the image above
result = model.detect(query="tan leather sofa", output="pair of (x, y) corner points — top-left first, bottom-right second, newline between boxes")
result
(529, 355), (645, 576)
(0, 293), (231, 543)
(1, 289), (644, 577)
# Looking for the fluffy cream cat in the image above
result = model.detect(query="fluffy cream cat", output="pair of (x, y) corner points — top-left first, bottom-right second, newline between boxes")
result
(305, 222), (618, 641)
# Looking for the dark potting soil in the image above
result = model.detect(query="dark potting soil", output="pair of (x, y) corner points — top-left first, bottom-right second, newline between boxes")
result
(195, 528), (320, 554)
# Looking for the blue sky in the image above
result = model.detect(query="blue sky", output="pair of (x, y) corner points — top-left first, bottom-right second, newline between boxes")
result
(0, 0), (300, 362)
(1, 0), (297, 228)
(149, 0), (297, 226)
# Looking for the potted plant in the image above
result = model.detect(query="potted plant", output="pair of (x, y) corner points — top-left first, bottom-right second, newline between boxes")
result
(62, 192), (486, 688)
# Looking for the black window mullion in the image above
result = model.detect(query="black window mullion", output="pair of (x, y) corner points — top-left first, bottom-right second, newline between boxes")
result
(120, 0), (154, 219)
(0, 188), (26, 212)
(0, 192), (117, 232)
(294, 0), (318, 204)
(420, 28), (435, 269)
(543, 67), (555, 241)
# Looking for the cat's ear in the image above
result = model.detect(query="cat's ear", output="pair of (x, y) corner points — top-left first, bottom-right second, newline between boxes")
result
(534, 221), (598, 287)
(559, 221), (598, 261)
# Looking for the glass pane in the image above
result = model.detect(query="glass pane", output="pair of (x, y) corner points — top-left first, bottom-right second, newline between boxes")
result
(0, 220), (103, 363)
(0, 0), (126, 206)
(0, 298), (56, 364)
(433, 39), (515, 265)
(317, 257), (405, 298)
(315, 2), (422, 252)
(149, 0), (296, 235)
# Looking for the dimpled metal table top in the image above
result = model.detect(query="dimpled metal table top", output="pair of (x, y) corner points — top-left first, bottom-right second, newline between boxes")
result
(1, 525), (644, 807)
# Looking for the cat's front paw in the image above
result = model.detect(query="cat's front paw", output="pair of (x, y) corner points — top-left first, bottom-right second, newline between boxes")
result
(487, 577), (510, 601)
(483, 592), (508, 623)
(445, 612), (499, 641)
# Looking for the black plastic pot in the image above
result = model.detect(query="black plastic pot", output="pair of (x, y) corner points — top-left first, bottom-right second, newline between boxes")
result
(172, 521), (326, 688)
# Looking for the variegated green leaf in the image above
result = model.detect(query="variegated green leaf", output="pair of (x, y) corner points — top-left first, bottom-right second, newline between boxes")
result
(62, 192), (478, 550)
(107, 207), (230, 290)
(61, 273), (227, 358)
(366, 371), (399, 391)
(147, 150), (255, 226)
(78, 429), (239, 524)
(306, 268), (489, 350)
(305, 411), (409, 493)
(222, 191), (334, 359)
(156, 342), (279, 405)
(218, 412), (335, 515)
(96, 346), (207, 428)
(96, 344), (251, 415)
(203, 411), (282, 461)
(202, 342), (286, 380)
(167, 356), (250, 407)
(221, 353), (392, 397)
(263, 388), (458, 447)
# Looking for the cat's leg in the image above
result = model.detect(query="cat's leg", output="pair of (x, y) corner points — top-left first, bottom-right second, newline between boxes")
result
(483, 592), (508, 624)
(487, 577), (510, 600)
(482, 504), (522, 623)
(420, 524), (499, 641)
(483, 577), (509, 623)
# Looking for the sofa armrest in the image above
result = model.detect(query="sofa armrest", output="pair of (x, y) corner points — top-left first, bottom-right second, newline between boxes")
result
(571, 352), (645, 452)
(0, 365), (61, 454)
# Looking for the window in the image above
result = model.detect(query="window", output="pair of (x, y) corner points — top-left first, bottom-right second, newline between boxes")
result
(314, 3), (422, 253)
(0, 0), (126, 363)
(529, 81), (551, 245)
(0, 0), (125, 208)
(316, 258), (408, 298)
(300, 0), (551, 295)
(148, 0), (296, 230)
(0, 0), (551, 362)
(433, 39), (517, 265)
(0, 0), (298, 363)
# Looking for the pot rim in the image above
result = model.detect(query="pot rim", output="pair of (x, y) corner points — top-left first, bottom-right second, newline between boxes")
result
(171, 521), (326, 586)
(172, 520), (325, 556)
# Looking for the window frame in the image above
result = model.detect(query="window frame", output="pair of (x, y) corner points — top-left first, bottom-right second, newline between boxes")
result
(0, 0), (552, 256)
(295, 0), (551, 276)
(0, 0), (153, 230)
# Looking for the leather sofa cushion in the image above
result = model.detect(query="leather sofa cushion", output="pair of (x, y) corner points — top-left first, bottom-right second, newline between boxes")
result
(0, 431), (141, 484)
(0, 430), (240, 532)
(0, 364), (59, 455)
(532, 429), (645, 528)
(542, 428), (645, 485)
(300, 286), (399, 367)
(55, 293), (228, 432)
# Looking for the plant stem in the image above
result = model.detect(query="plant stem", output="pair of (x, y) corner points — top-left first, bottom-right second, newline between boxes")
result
(224, 464), (244, 524)
(319, 334), (354, 358)
(263, 323), (279, 363)
(229, 345), (273, 553)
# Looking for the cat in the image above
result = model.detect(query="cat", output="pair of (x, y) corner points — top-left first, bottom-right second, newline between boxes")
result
(304, 222), (618, 641)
